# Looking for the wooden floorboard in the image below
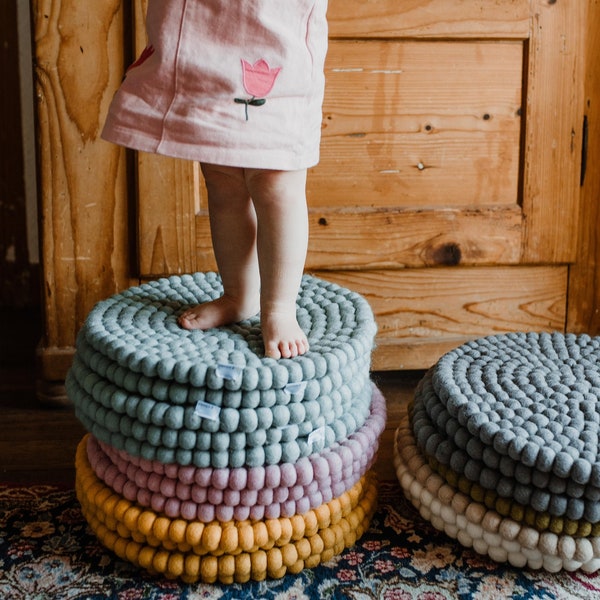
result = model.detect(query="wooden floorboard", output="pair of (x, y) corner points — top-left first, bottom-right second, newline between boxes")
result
(0, 308), (422, 486)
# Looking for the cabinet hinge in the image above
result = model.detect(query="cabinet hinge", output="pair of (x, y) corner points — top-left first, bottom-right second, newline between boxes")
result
(581, 114), (588, 187)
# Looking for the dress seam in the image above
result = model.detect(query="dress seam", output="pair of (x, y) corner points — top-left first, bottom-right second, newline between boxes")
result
(156, 0), (189, 153)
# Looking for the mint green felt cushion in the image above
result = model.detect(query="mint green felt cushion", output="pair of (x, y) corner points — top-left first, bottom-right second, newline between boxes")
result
(68, 273), (377, 468)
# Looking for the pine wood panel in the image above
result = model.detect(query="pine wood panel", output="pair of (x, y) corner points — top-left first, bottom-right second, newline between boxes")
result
(327, 0), (530, 39)
(141, 36), (525, 275)
(316, 266), (568, 370)
(314, 39), (523, 209)
(33, 0), (134, 378)
(138, 154), (200, 275)
(305, 208), (522, 269)
(568, 0), (600, 335)
(521, 0), (586, 263)
(195, 207), (522, 272)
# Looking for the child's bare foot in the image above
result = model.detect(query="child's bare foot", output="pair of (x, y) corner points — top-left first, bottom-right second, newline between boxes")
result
(261, 310), (309, 359)
(177, 294), (259, 330)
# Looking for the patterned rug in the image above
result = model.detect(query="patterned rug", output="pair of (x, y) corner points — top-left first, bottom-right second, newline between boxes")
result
(1, 482), (599, 600)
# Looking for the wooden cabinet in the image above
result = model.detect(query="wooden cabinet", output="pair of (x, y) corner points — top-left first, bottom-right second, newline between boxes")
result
(33, 0), (598, 386)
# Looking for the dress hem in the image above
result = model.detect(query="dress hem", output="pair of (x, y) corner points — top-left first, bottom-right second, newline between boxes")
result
(101, 124), (320, 172)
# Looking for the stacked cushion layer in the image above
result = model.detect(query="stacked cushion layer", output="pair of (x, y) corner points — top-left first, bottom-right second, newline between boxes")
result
(70, 272), (381, 582)
(68, 273), (376, 469)
(76, 437), (377, 584)
(395, 332), (600, 572)
(85, 384), (385, 523)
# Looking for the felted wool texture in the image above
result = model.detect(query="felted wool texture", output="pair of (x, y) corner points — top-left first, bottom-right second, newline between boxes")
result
(394, 417), (600, 573)
(427, 452), (600, 538)
(73, 330), (370, 411)
(411, 390), (600, 524)
(409, 404), (600, 537)
(77, 273), (376, 391)
(77, 435), (372, 554)
(85, 385), (386, 522)
(68, 349), (372, 449)
(75, 440), (378, 583)
(77, 438), (372, 555)
(77, 495), (375, 584)
(417, 369), (600, 502)
(68, 369), (372, 469)
(412, 366), (600, 523)
(95, 383), (386, 484)
(66, 272), (377, 468)
(431, 332), (600, 489)
(77, 479), (376, 584)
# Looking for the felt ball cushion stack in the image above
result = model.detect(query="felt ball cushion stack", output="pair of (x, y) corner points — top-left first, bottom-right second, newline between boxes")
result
(394, 332), (600, 572)
(69, 272), (382, 582)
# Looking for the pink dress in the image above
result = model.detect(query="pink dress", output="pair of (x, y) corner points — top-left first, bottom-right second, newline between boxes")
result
(102, 0), (329, 170)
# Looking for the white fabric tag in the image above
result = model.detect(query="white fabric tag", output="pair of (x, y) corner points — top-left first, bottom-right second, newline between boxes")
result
(216, 363), (243, 381)
(284, 381), (307, 396)
(308, 427), (326, 448)
(194, 400), (221, 421)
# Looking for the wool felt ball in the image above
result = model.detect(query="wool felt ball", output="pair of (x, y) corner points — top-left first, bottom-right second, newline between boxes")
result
(68, 366), (373, 468)
(431, 333), (600, 487)
(70, 272), (380, 581)
(89, 379), (384, 487)
(77, 436), (373, 553)
(67, 272), (378, 463)
(394, 417), (600, 573)
(429, 454), (600, 538)
(78, 493), (376, 584)
(411, 401), (600, 535)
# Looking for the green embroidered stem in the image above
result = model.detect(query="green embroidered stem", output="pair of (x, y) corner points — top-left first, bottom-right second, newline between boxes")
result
(234, 96), (267, 121)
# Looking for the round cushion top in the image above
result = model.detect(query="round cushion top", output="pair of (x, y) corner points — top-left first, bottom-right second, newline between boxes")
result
(429, 332), (600, 490)
(79, 272), (377, 391)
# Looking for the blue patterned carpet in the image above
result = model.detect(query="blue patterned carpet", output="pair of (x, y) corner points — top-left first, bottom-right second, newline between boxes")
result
(1, 482), (598, 599)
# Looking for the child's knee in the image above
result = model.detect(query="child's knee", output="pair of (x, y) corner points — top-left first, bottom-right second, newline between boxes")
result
(245, 168), (307, 201)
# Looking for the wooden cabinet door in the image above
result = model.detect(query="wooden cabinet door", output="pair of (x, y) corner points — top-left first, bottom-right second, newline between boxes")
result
(134, 0), (585, 369)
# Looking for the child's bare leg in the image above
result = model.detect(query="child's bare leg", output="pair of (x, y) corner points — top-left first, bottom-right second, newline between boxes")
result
(245, 168), (309, 359)
(178, 164), (260, 330)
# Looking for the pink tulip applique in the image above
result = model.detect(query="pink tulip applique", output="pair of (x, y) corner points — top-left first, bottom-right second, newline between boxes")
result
(235, 59), (282, 121)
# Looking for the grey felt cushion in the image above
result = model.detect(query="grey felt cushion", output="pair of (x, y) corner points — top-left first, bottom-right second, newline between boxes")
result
(413, 332), (600, 521)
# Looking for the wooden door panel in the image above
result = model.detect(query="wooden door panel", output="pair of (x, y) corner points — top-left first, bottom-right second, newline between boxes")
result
(315, 40), (523, 209)
(34, 0), (132, 350)
(327, 0), (530, 39)
(305, 207), (523, 270)
(137, 1), (583, 276)
(195, 206), (522, 272)
(317, 265), (568, 369)
(521, 0), (586, 263)
(138, 154), (201, 276)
